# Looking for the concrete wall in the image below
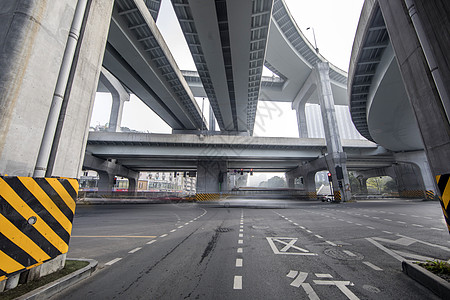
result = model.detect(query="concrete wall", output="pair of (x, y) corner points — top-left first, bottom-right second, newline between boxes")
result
(50, 0), (114, 178)
(0, 0), (77, 176)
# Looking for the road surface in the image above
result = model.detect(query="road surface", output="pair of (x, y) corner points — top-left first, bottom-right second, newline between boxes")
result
(52, 199), (449, 299)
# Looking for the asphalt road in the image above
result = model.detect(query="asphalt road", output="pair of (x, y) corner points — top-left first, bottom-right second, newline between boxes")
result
(52, 199), (449, 299)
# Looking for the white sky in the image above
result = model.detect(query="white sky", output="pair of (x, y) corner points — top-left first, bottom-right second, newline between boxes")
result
(90, 0), (364, 136)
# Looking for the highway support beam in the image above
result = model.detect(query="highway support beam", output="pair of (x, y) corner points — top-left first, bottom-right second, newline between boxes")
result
(99, 67), (130, 132)
(83, 152), (139, 194)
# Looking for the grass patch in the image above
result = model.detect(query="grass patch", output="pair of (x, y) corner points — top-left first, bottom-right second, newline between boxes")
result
(418, 260), (450, 282)
(1, 260), (89, 300)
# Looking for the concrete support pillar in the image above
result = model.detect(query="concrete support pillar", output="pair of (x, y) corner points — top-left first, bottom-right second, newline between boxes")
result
(48, 0), (115, 178)
(286, 173), (295, 189)
(357, 176), (368, 194)
(315, 62), (350, 202)
(127, 175), (138, 194)
(305, 172), (317, 199)
(394, 151), (437, 194)
(295, 102), (308, 138)
(196, 160), (228, 193)
(0, 0), (79, 176)
(99, 68), (130, 132)
(97, 171), (115, 193)
(209, 105), (216, 132)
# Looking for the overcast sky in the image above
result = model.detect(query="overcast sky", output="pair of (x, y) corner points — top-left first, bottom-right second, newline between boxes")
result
(90, 0), (364, 136)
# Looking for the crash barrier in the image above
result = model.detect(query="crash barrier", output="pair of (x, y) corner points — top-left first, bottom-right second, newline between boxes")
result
(436, 174), (449, 233)
(0, 176), (78, 282)
(399, 190), (426, 198)
(195, 193), (223, 202)
(306, 192), (317, 200)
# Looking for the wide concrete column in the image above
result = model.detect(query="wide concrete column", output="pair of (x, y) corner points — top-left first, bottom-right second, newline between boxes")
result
(97, 170), (115, 193)
(285, 173), (295, 189)
(357, 176), (368, 194)
(394, 151), (437, 196)
(127, 175), (138, 194)
(196, 160), (228, 193)
(315, 62), (351, 202)
(99, 67), (130, 132)
(0, 0), (79, 176)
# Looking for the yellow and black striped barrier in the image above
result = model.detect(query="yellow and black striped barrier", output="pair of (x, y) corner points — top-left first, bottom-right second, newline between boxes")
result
(334, 191), (341, 202)
(195, 193), (224, 202)
(399, 190), (426, 198)
(436, 174), (450, 233)
(307, 192), (317, 200)
(0, 176), (78, 282)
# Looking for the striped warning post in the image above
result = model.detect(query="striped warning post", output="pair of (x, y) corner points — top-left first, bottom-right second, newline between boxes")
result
(334, 191), (341, 202)
(0, 176), (78, 281)
(436, 174), (450, 233)
(196, 193), (222, 202)
(426, 190), (435, 201)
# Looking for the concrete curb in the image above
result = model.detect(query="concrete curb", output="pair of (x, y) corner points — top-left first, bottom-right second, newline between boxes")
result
(16, 258), (97, 300)
(402, 260), (450, 298)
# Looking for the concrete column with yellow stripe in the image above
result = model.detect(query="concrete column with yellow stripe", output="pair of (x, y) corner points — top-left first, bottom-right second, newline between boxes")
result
(0, 177), (78, 283)
(436, 174), (450, 233)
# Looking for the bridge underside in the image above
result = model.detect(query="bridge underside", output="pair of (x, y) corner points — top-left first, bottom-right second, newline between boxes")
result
(84, 132), (391, 173)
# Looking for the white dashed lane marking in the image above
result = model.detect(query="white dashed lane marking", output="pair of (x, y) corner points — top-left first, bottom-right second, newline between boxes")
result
(343, 250), (357, 257)
(363, 261), (383, 271)
(105, 258), (122, 266)
(160, 234), (168, 238)
(237, 248), (243, 253)
(236, 258), (243, 267)
(326, 241), (337, 246)
(146, 240), (156, 245)
(128, 247), (142, 254)
(233, 276), (242, 289)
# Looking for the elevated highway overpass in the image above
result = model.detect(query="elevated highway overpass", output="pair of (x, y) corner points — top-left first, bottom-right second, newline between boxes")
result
(84, 131), (389, 173)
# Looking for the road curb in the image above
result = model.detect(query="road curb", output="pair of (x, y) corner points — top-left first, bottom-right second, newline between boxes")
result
(402, 260), (450, 298)
(16, 258), (97, 300)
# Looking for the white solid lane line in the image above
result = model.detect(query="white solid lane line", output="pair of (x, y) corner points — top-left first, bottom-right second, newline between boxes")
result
(128, 247), (142, 254)
(105, 258), (122, 266)
(363, 261), (383, 271)
(233, 276), (242, 289)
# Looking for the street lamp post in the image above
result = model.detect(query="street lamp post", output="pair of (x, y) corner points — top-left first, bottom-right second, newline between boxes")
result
(306, 27), (319, 53)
